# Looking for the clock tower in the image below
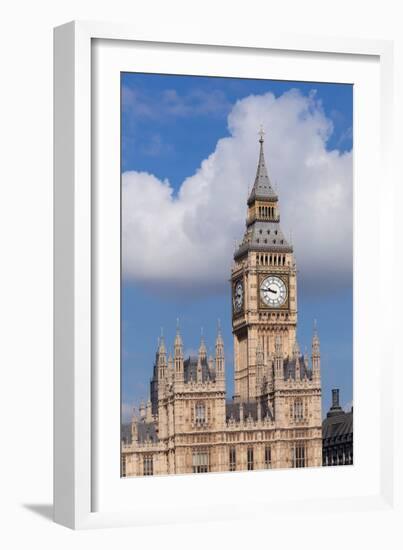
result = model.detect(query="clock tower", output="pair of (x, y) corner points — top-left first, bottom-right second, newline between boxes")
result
(124, 128), (323, 476)
(232, 129), (297, 402)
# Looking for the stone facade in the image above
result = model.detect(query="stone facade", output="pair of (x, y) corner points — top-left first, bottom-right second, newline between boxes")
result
(122, 131), (323, 477)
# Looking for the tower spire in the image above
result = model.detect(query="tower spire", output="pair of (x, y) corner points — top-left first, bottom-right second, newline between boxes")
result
(199, 328), (207, 356)
(312, 319), (320, 382)
(174, 318), (182, 347)
(248, 126), (277, 205)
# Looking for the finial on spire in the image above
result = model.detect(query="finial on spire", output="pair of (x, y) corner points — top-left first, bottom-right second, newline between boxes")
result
(313, 319), (320, 341)
(312, 319), (320, 354)
(160, 327), (164, 338)
(174, 317), (183, 349)
(258, 125), (265, 143)
(199, 328), (207, 356)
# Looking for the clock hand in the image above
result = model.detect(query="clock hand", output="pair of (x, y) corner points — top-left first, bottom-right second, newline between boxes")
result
(267, 288), (277, 294)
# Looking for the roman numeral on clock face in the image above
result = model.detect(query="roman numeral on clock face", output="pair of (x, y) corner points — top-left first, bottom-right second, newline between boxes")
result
(260, 276), (287, 307)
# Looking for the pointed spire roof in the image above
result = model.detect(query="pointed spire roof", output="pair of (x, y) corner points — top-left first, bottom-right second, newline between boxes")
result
(174, 318), (183, 348)
(312, 319), (320, 352)
(156, 329), (167, 367)
(216, 319), (223, 346)
(158, 328), (166, 354)
(247, 127), (278, 206)
(199, 328), (207, 356)
(234, 128), (292, 261)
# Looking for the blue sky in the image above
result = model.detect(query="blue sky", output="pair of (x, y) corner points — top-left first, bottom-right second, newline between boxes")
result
(121, 72), (353, 421)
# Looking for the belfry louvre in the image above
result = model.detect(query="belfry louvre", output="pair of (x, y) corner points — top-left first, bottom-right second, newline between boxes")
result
(121, 131), (322, 476)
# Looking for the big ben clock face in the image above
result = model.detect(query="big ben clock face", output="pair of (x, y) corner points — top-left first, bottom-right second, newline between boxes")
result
(233, 280), (244, 313)
(260, 276), (287, 307)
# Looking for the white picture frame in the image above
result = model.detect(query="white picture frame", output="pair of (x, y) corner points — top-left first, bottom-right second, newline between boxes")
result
(54, 21), (398, 531)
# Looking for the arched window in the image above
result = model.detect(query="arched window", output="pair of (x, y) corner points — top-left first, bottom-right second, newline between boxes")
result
(293, 399), (304, 421)
(195, 402), (206, 424)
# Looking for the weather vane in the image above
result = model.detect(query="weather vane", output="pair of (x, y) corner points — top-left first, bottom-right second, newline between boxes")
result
(258, 125), (265, 142)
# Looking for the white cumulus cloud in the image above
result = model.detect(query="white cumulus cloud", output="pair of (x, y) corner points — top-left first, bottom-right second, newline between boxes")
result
(122, 89), (352, 296)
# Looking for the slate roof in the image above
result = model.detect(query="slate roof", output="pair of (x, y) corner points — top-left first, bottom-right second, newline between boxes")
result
(137, 421), (158, 443)
(283, 357), (312, 381)
(225, 399), (273, 421)
(184, 356), (216, 383)
(322, 409), (353, 442)
(121, 423), (132, 444)
(235, 137), (292, 260)
(247, 138), (278, 205)
(234, 220), (292, 259)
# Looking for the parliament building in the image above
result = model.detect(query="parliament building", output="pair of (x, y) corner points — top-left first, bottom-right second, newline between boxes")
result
(121, 131), (323, 476)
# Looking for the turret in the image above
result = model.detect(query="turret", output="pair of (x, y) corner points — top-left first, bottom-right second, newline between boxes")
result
(150, 334), (167, 416)
(168, 353), (174, 385)
(197, 331), (206, 383)
(157, 334), (167, 378)
(293, 340), (301, 380)
(174, 320), (184, 385)
(312, 320), (321, 383)
(215, 321), (225, 381)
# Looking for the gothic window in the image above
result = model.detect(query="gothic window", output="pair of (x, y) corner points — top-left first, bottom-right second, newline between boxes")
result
(143, 455), (153, 476)
(292, 444), (306, 468)
(293, 399), (304, 421)
(195, 402), (206, 425)
(192, 449), (209, 473)
(121, 455), (126, 477)
(264, 446), (272, 469)
(247, 447), (254, 470)
(229, 446), (236, 471)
